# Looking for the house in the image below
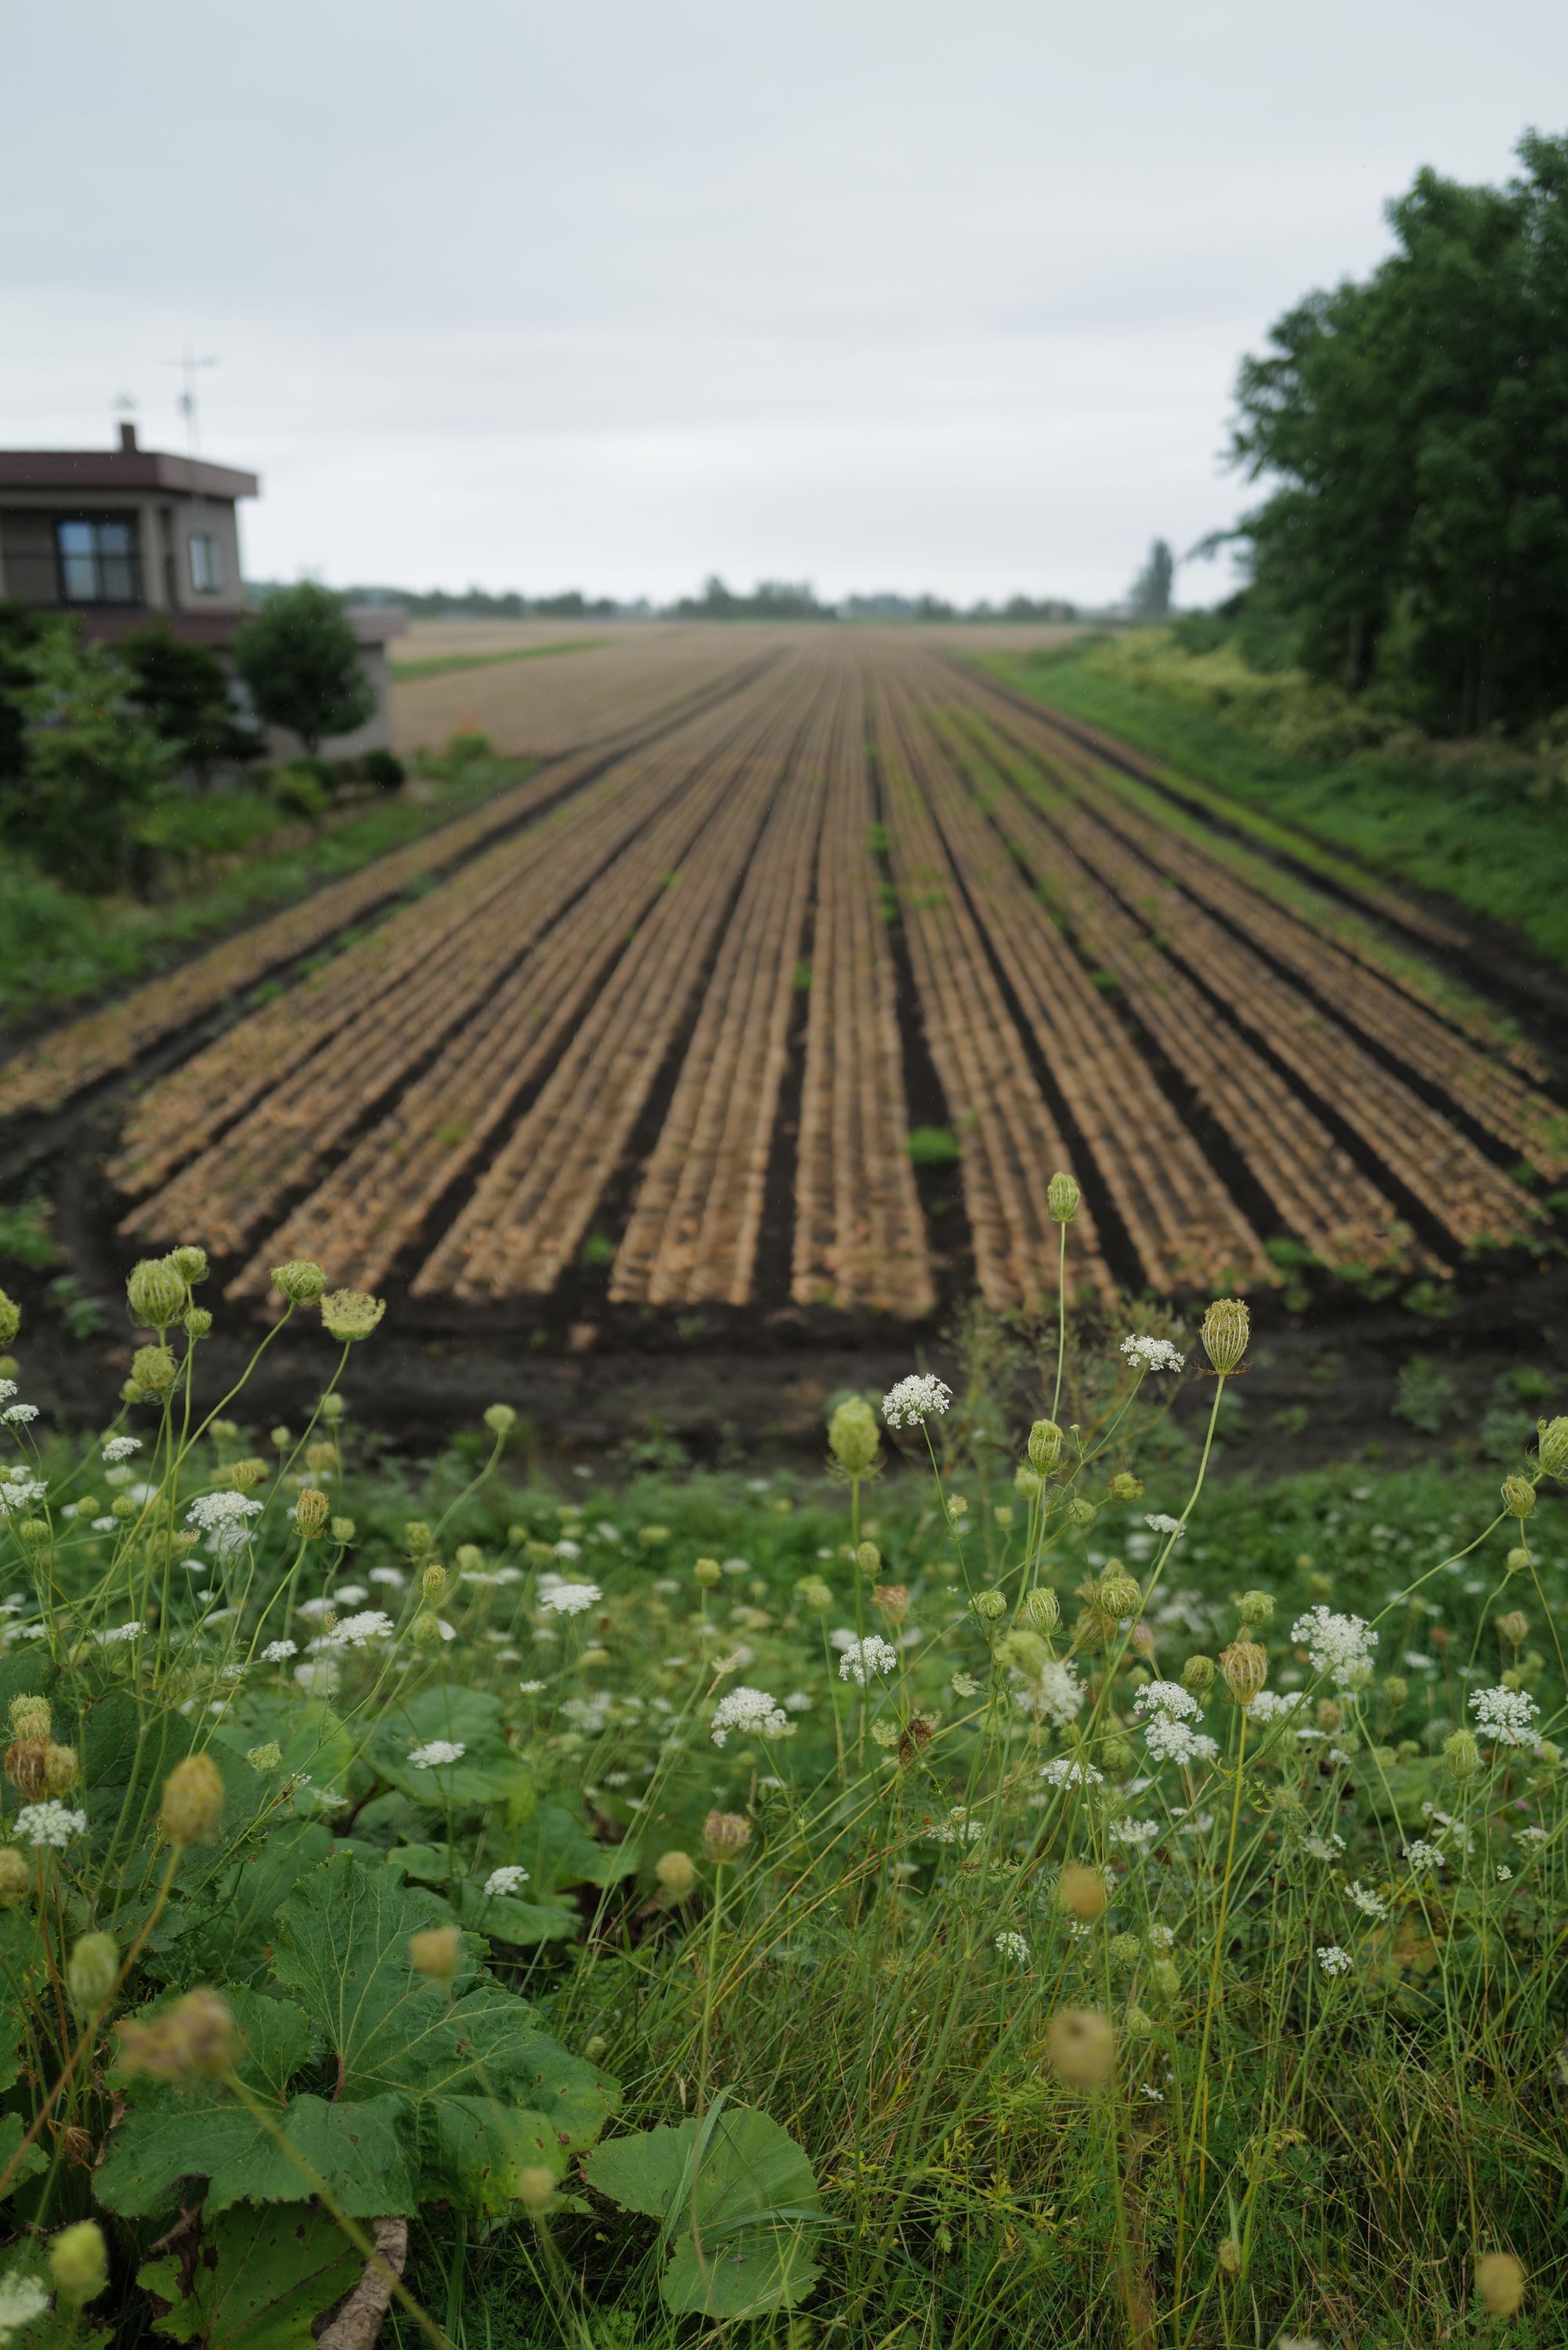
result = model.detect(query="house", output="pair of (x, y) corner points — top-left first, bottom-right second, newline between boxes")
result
(0, 422), (403, 755)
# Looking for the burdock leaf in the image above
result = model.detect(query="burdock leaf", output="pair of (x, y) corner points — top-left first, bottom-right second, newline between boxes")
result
(96, 2091), (414, 2218)
(139, 2202), (360, 2347)
(584, 2103), (823, 2318)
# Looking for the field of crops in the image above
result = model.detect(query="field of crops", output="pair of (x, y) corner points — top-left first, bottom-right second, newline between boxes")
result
(4, 634), (1563, 1324)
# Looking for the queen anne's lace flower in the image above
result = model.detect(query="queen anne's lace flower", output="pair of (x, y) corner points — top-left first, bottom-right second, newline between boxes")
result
(1469, 1684), (1540, 1745)
(95, 1621), (143, 1645)
(325, 1610), (395, 1649)
(1014, 1658), (1084, 1729)
(1121, 1335), (1184, 1373)
(537, 1579), (602, 1616)
(1346, 1880), (1387, 1919)
(994, 1930), (1029, 1962)
(1143, 1716), (1218, 1766)
(409, 1740), (465, 1768)
(1402, 1839), (1445, 1873)
(710, 1687), (789, 1745)
(1247, 1690), (1306, 1724)
(881, 1373), (953, 1429)
(483, 1865), (529, 1897)
(838, 1633), (898, 1684)
(0, 2276), (50, 2334)
(262, 1639), (298, 1662)
(0, 1476), (47, 1515)
(12, 1801), (87, 1848)
(186, 1491), (264, 1535)
(1133, 1679), (1201, 1721)
(1317, 1944), (1353, 1977)
(1291, 1605), (1378, 1687)
(1143, 1513), (1184, 1536)
(0, 1404), (38, 1426)
(1041, 1755), (1104, 1788)
(102, 1434), (142, 1462)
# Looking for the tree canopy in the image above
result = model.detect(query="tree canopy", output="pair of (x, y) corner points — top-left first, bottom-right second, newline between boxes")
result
(1230, 130), (1568, 734)
(233, 582), (375, 754)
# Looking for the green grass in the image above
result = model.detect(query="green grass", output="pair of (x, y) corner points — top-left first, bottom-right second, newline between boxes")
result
(980, 636), (1568, 973)
(2, 1247), (1565, 2346)
(390, 637), (606, 683)
(0, 757), (537, 1027)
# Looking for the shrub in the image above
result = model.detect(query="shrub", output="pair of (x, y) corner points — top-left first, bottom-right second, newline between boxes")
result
(361, 747), (406, 791)
(268, 762), (331, 824)
(0, 627), (171, 891)
(232, 583), (375, 755)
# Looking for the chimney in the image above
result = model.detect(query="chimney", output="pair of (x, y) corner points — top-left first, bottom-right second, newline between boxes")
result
(118, 421), (138, 452)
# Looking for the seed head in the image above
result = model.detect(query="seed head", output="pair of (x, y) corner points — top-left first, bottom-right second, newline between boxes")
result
(159, 1753), (225, 1846)
(1476, 2252), (1525, 2319)
(1047, 1171), (1081, 1224)
(1149, 1956), (1180, 2003)
(127, 1256), (186, 1329)
(320, 1288), (385, 1343)
(331, 1516), (356, 1544)
(0, 1849), (29, 1907)
(3, 1740), (49, 1798)
(1382, 1674), (1409, 1708)
(483, 1402), (518, 1437)
(1234, 1588), (1274, 1628)
(0, 1289), (18, 1347)
(1106, 1470), (1143, 1502)
(972, 1589), (1007, 1623)
(1028, 1419), (1064, 1473)
(9, 1694), (50, 1741)
(1505, 1546), (1531, 1576)
(1096, 1572), (1143, 1624)
(1109, 1931), (1142, 1966)
(67, 1932), (119, 2013)
(1065, 1498), (1097, 1528)
(229, 1457), (269, 1491)
(117, 1985), (236, 2078)
(828, 1395), (881, 1478)
(855, 1541), (880, 1575)
(1059, 1861), (1107, 1921)
(246, 1743), (283, 1773)
(692, 1556), (722, 1586)
(654, 1849), (697, 1896)
(131, 1345), (177, 1394)
(1017, 1585), (1060, 1635)
(702, 1810), (751, 1863)
(873, 1583), (910, 1622)
(404, 1520), (435, 1556)
(49, 2219), (110, 2309)
(410, 1611), (444, 1647)
(797, 1577), (833, 1611)
(421, 1561), (449, 1599)
(409, 1926), (463, 1980)
(1443, 1727), (1482, 1781)
(1497, 1610), (1530, 1647)
(1200, 1297), (1250, 1376)
(1220, 1639), (1269, 1705)
(1217, 2237), (1242, 2278)
(1499, 1475), (1535, 1522)
(184, 1309), (212, 1341)
(1100, 1732), (1133, 1772)
(1182, 1654), (1216, 1694)
(1045, 2005), (1115, 2088)
(1537, 1417), (1568, 1480)
(42, 1743), (78, 1797)
(517, 2165), (557, 2211)
(293, 1487), (330, 1538)
(1124, 2004), (1154, 2037)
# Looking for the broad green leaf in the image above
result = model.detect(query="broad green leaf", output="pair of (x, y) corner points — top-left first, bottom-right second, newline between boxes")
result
(97, 2088), (414, 2218)
(385, 1842), (451, 1884)
(503, 1802), (637, 1895)
(216, 1697), (356, 1797)
(273, 1854), (483, 2092)
(380, 1683), (508, 1751)
(450, 1874), (580, 1947)
(0, 2111), (48, 2200)
(169, 1824), (334, 1986)
(421, 2095), (562, 2216)
(139, 2202), (360, 2347)
(585, 2104), (823, 2319)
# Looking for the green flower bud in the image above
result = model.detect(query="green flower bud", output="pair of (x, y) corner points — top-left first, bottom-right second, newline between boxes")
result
(692, 1556), (722, 1586)
(971, 1589), (1007, 1622)
(183, 1307), (212, 1340)
(1065, 1498), (1097, 1528)
(1182, 1654), (1216, 1694)
(1382, 1675), (1410, 1708)
(1028, 1419), (1063, 1473)
(1017, 1585), (1060, 1635)
(1234, 1589), (1274, 1628)
(1106, 1471), (1144, 1502)
(1201, 1297), (1250, 1376)
(331, 1515), (356, 1544)
(50, 2218), (109, 2309)
(1109, 1931), (1142, 1966)
(1537, 1416), (1568, 1481)
(127, 1255), (186, 1329)
(110, 1495), (136, 1522)
(1149, 1957), (1181, 2003)
(1501, 1475), (1536, 1520)
(320, 1289), (385, 1342)
(0, 1289), (18, 1348)
(293, 1488), (330, 1538)
(1124, 2004), (1155, 2038)
(404, 1520), (435, 1557)
(130, 1344), (177, 1394)
(0, 1849), (29, 1906)
(1047, 1171), (1081, 1224)
(1506, 1546), (1531, 1574)
(1096, 1572), (1143, 1623)
(169, 1245), (208, 1285)
(246, 1743), (283, 1773)
(1443, 1727), (1482, 1781)
(483, 1402), (518, 1436)
(67, 1932), (119, 2013)
(271, 1259), (326, 1303)
(1099, 1734), (1133, 1773)
(855, 1541), (880, 1576)
(828, 1395), (881, 1478)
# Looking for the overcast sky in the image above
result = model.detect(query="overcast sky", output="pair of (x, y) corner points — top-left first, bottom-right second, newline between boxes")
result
(4, 1), (1563, 607)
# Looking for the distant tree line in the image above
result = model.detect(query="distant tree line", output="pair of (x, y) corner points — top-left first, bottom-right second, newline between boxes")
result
(1226, 130), (1568, 736)
(279, 576), (1082, 624)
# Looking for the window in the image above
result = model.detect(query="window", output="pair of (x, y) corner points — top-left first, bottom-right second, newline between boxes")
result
(56, 517), (139, 603)
(189, 531), (223, 594)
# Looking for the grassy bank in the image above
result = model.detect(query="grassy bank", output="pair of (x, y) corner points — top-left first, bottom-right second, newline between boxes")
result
(0, 1240), (1562, 2345)
(0, 753), (537, 1029)
(980, 633), (1568, 971)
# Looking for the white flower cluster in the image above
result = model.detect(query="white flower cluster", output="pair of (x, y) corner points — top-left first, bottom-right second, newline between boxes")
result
(1317, 1944), (1353, 1978)
(839, 1633), (898, 1684)
(1402, 1839), (1445, 1873)
(409, 1740), (466, 1768)
(1469, 1684), (1540, 1746)
(1133, 1680), (1201, 1722)
(1013, 1658), (1084, 1730)
(13, 1801), (88, 1849)
(0, 1475), (47, 1516)
(1143, 1714), (1219, 1767)
(1291, 1604), (1378, 1688)
(484, 1865), (530, 1897)
(186, 1490), (265, 1533)
(102, 1434), (142, 1462)
(1346, 1880), (1387, 1920)
(1143, 1513), (1184, 1537)
(262, 1639), (298, 1663)
(317, 1610), (395, 1650)
(0, 1403), (38, 1427)
(1041, 1755), (1104, 1788)
(537, 1577), (602, 1616)
(881, 1373), (953, 1429)
(927, 1806), (985, 1845)
(710, 1686), (789, 1745)
(994, 1930), (1030, 1962)
(1120, 1334), (1184, 1374)
(0, 2277), (50, 2334)
(1247, 1690), (1307, 1724)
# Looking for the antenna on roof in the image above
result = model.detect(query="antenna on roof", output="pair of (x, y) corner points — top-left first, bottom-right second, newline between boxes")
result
(164, 347), (218, 459)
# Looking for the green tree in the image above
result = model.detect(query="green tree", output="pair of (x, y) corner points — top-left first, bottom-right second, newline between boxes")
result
(1231, 131), (1568, 732)
(121, 620), (262, 785)
(2, 627), (172, 891)
(1128, 539), (1175, 618)
(232, 581), (375, 754)
(0, 602), (51, 791)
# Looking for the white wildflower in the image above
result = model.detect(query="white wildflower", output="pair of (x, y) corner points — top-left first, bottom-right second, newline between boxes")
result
(293, 1658), (339, 1695)
(1346, 1881), (1387, 1920)
(483, 1865), (530, 1897)
(881, 1373), (953, 1429)
(262, 1639), (298, 1662)
(409, 1740), (466, 1769)
(327, 1610), (395, 1649)
(927, 1806), (985, 1845)
(518, 1679), (547, 1695)
(12, 1801), (87, 1849)
(1120, 1334), (1184, 1374)
(0, 2276), (50, 2335)
(1290, 1605), (1377, 1688)
(102, 1434), (142, 1462)
(186, 1490), (265, 1535)
(1402, 1839), (1445, 1873)
(1469, 1685), (1540, 1746)
(369, 1567), (406, 1587)
(538, 1580), (601, 1616)
(783, 1690), (814, 1712)
(1302, 1831), (1346, 1860)
(994, 1930), (1029, 1963)
(838, 1632), (898, 1684)
(710, 1687), (788, 1746)
(1133, 1679), (1201, 1722)
(0, 1404), (38, 1426)
(1247, 1690), (1307, 1723)
(1143, 1716), (1211, 1766)
(94, 1621), (143, 1646)
(1143, 1513), (1184, 1536)
(1108, 1817), (1160, 1846)
(332, 1584), (368, 1606)
(1014, 1658), (1085, 1730)
(552, 1538), (582, 1560)
(0, 1477), (47, 1515)
(1316, 1944), (1353, 1978)
(1041, 1756), (1104, 1788)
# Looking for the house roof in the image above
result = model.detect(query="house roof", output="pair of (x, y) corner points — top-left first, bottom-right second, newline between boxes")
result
(0, 447), (258, 500)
